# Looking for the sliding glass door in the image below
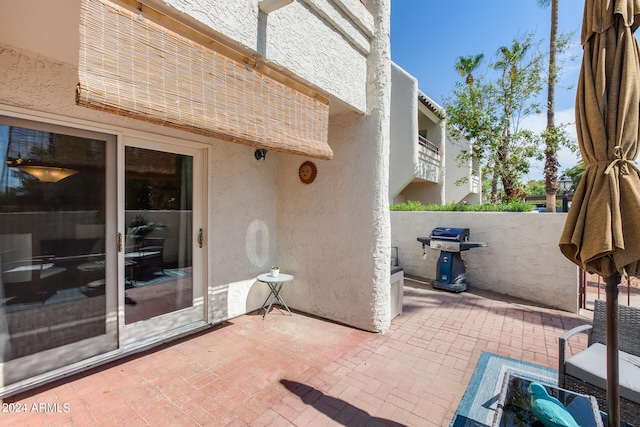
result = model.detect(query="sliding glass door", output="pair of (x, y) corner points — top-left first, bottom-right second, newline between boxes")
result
(0, 115), (118, 387)
(0, 115), (207, 391)
(120, 141), (205, 346)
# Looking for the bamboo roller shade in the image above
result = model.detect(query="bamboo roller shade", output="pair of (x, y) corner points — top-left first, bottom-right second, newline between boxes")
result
(77, 0), (333, 160)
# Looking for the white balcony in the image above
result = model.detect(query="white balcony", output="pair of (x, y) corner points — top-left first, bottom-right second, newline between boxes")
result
(416, 135), (441, 183)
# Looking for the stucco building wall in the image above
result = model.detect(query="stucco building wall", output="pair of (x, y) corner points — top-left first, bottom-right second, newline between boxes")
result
(389, 63), (418, 202)
(0, 0), (389, 328)
(391, 211), (579, 313)
(158, 0), (372, 113)
(444, 134), (482, 204)
(0, 0), (392, 395)
(277, 0), (391, 331)
(397, 181), (441, 205)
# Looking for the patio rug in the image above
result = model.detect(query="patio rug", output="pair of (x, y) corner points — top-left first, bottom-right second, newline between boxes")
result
(450, 352), (557, 427)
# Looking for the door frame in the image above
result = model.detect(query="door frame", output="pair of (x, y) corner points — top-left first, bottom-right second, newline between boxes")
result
(118, 134), (209, 347)
(0, 110), (120, 388)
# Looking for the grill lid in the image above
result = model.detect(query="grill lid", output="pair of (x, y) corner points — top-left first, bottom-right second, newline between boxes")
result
(429, 227), (470, 242)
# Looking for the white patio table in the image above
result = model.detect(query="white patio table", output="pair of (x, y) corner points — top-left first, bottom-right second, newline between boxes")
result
(257, 273), (293, 320)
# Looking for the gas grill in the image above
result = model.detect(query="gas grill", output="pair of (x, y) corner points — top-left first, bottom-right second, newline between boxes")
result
(417, 227), (487, 292)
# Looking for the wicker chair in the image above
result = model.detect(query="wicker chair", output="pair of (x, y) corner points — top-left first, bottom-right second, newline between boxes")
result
(558, 299), (640, 424)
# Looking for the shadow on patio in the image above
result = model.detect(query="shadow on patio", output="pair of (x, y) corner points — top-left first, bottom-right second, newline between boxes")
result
(2, 278), (592, 426)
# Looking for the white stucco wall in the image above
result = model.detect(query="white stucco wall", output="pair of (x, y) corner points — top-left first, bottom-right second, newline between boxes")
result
(0, 0), (391, 331)
(159, 0), (372, 113)
(277, 0), (391, 332)
(0, 42), (390, 327)
(0, 0), (371, 114)
(389, 63), (418, 202)
(391, 81), (468, 206)
(419, 98), (446, 203)
(0, 45), (371, 328)
(207, 141), (280, 322)
(391, 211), (579, 313)
(396, 181), (441, 205)
(445, 133), (480, 204)
(0, 0), (393, 398)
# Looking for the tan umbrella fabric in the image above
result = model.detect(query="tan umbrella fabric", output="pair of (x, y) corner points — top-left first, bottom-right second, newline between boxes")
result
(560, 1), (640, 424)
(559, 0), (640, 278)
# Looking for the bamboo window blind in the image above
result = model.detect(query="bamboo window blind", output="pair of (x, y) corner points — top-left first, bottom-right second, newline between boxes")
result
(77, 0), (332, 160)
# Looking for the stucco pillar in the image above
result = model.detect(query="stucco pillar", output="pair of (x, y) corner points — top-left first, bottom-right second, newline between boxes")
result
(366, 0), (392, 332)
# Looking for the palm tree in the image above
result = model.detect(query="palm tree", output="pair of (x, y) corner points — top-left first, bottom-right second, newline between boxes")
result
(454, 54), (484, 87)
(538, 0), (559, 212)
(454, 54), (490, 196)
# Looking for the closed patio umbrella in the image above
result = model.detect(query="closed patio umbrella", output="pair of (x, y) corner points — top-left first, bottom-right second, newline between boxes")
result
(559, 0), (640, 425)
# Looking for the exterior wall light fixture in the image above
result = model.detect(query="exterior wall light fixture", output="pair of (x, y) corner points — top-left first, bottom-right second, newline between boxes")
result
(255, 149), (268, 160)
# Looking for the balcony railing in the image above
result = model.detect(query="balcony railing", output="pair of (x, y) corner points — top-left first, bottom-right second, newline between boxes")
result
(471, 175), (480, 193)
(416, 138), (441, 183)
(418, 135), (439, 155)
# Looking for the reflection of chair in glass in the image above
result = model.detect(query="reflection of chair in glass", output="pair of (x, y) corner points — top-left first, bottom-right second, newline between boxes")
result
(75, 239), (107, 294)
(124, 237), (165, 278)
(0, 233), (66, 303)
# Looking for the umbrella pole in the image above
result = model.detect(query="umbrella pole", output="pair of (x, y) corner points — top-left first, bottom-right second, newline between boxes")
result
(604, 272), (621, 426)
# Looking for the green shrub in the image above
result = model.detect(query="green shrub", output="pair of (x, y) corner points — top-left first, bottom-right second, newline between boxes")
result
(389, 200), (535, 212)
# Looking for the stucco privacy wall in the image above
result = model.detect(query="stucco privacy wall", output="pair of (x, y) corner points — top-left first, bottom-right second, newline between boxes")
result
(391, 211), (579, 313)
(158, 0), (373, 113)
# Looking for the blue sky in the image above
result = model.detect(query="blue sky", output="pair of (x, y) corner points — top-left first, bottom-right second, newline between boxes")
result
(390, 0), (586, 180)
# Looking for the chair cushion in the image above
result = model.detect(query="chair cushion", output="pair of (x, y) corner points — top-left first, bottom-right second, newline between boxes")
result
(565, 342), (640, 404)
(125, 251), (161, 260)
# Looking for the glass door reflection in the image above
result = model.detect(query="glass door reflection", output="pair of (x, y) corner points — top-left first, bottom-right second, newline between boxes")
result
(124, 147), (193, 324)
(0, 116), (117, 388)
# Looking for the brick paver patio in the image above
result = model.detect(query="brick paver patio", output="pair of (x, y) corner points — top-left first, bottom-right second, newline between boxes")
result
(1, 278), (592, 426)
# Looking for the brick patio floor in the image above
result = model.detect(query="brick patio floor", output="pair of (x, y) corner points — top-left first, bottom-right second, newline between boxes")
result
(1, 278), (592, 426)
